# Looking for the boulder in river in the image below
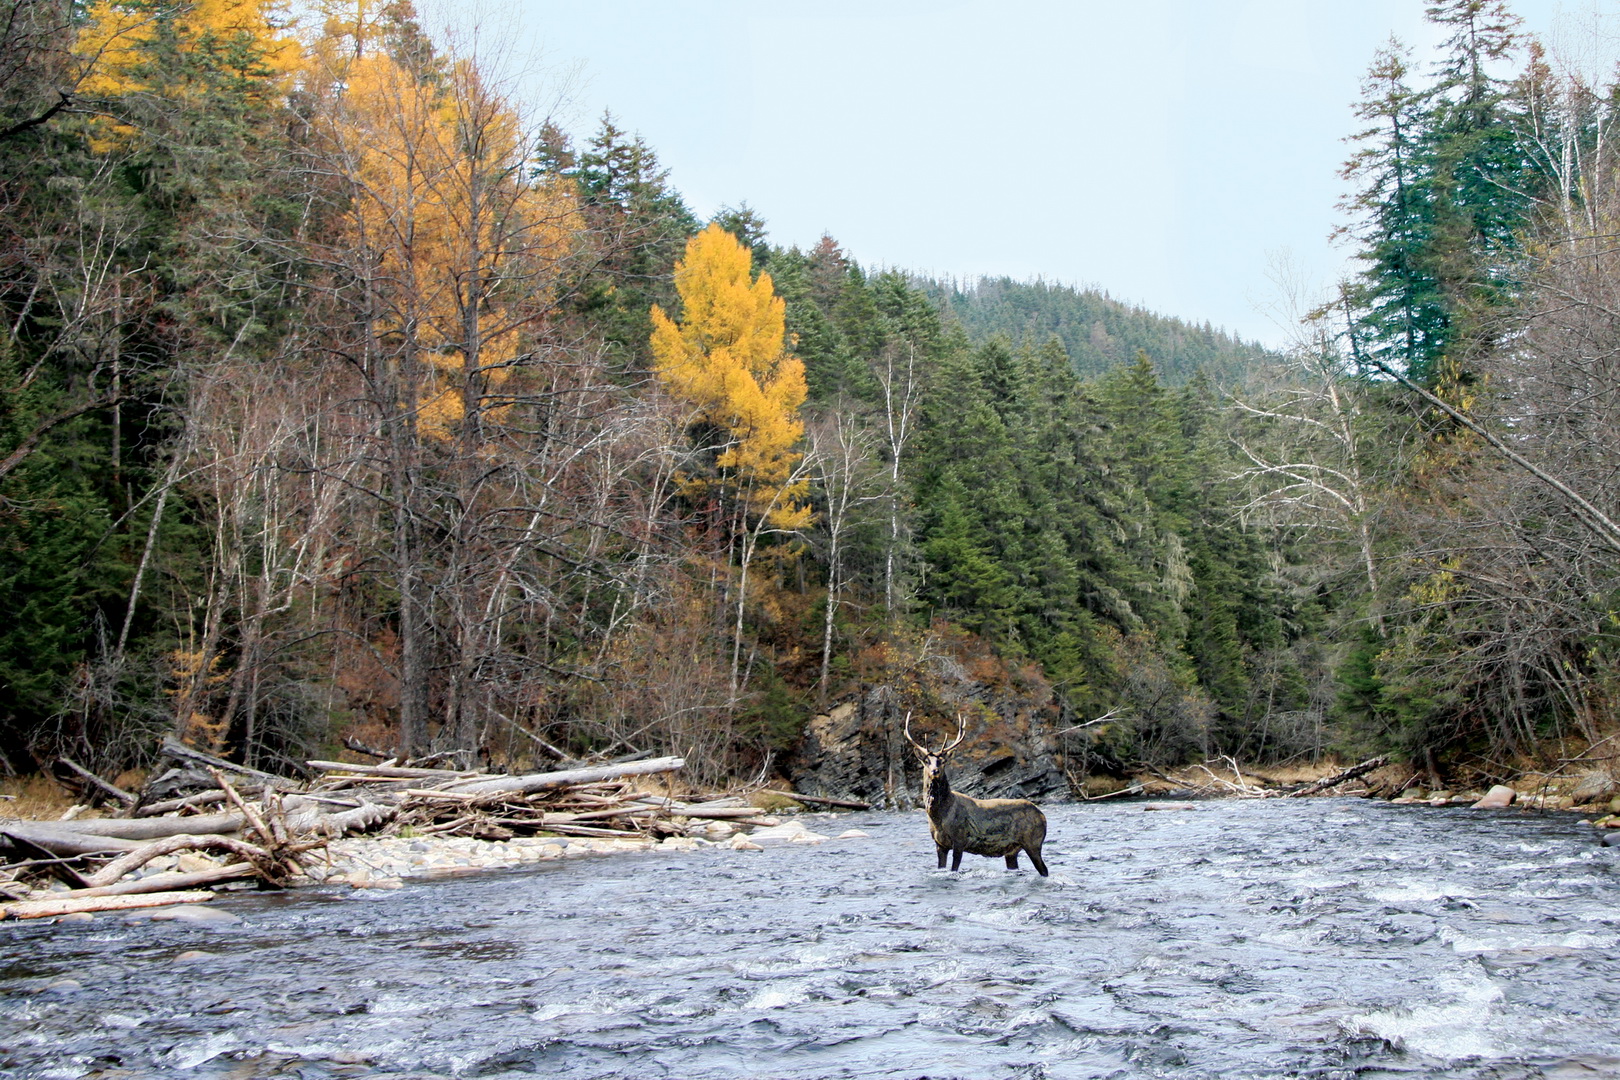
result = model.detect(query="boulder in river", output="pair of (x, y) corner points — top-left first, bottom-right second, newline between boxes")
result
(1471, 785), (1516, 809)
(1572, 770), (1617, 806)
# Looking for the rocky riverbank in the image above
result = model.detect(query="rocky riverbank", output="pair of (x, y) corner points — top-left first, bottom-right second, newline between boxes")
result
(305, 814), (870, 889)
(11, 815), (872, 914)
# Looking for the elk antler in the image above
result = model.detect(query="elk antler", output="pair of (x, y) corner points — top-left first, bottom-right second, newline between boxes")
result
(941, 713), (968, 754)
(902, 711), (927, 755)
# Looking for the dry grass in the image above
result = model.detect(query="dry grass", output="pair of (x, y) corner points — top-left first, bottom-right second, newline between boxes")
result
(749, 790), (800, 812)
(1078, 774), (1131, 798)
(0, 775), (79, 821)
(1244, 761), (1343, 787)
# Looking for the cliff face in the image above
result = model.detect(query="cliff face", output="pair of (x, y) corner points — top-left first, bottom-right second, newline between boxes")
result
(788, 686), (1069, 809)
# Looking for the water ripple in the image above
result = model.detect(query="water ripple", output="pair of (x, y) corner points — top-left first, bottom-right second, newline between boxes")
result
(2, 799), (1618, 1078)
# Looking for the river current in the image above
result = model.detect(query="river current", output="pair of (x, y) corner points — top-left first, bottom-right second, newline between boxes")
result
(3, 797), (1618, 1079)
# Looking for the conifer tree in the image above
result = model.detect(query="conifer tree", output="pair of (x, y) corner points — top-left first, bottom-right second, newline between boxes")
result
(651, 224), (810, 532)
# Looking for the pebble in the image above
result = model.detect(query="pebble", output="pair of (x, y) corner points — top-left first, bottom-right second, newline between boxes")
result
(748, 821), (829, 846)
(38, 978), (82, 994)
(659, 837), (703, 851)
(133, 905), (242, 926)
(836, 830), (869, 839)
(290, 814), (856, 886)
(175, 852), (222, 874)
(54, 911), (94, 924)
(173, 950), (216, 963)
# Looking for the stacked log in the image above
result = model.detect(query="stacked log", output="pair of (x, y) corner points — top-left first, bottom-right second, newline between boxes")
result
(1, 771), (318, 919)
(2, 748), (865, 918)
(301, 755), (797, 840)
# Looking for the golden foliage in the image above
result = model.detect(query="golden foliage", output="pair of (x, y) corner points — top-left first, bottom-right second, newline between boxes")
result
(77, 0), (302, 149)
(166, 648), (233, 754)
(318, 36), (578, 439)
(651, 225), (810, 528)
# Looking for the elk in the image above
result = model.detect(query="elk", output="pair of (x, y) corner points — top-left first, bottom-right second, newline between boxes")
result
(905, 713), (1049, 876)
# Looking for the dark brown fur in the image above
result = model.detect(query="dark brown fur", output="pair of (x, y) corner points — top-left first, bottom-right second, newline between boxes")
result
(908, 715), (1049, 876)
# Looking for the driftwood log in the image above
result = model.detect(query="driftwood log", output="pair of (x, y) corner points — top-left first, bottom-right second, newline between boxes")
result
(3, 891), (216, 920)
(80, 833), (281, 888)
(442, 757), (686, 798)
(65, 863), (257, 898)
(1, 822), (145, 856)
(772, 791), (872, 811)
(52, 758), (136, 807)
(1283, 756), (1389, 798)
(48, 814), (245, 840)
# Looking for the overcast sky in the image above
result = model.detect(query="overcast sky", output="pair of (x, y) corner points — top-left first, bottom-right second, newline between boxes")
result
(421, 1), (1614, 346)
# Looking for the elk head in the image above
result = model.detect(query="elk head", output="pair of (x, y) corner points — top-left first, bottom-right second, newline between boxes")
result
(904, 711), (966, 813)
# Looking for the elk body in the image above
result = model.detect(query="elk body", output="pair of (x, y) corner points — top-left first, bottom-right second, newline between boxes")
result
(906, 715), (1049, 876)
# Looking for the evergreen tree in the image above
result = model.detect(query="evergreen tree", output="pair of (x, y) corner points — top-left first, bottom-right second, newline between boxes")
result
(1340, 40), (1450, 380)
(541, 113), (698, 370)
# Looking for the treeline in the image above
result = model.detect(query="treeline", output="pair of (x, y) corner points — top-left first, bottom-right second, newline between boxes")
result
(918, 276), (1278, 386)
(0, 0), (1616, 791)
(1234, 0), (1620, 779)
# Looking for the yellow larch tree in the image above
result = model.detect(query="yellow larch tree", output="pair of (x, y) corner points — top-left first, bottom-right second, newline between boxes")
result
(308, 9), (580, 755)
(650, 223), (811, 531)
(650, 224), (812, 696)
(319, 40), (577, 441)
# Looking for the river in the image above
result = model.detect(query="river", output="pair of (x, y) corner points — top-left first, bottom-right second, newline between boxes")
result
(2, 797), (1618, 1079)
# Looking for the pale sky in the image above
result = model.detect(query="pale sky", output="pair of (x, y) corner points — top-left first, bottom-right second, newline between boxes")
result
(421, 1), (1615, 347)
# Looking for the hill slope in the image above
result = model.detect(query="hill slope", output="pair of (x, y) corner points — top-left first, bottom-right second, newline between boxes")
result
(920, 276), (1279, 386)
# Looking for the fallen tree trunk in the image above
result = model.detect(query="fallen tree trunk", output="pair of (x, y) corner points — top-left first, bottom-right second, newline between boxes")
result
(1283, 756), (1389, 798)
(81, 833), (279, 888)
(0, 823), (144, 856)
(158, 737), (285, 783)
(59, 863), (257, 898)
(445, 756), (685, 799)
(665, 805), (773, 820)
(306, 760), (484, 780)
(48, 814), (245, 840)
(136, 790), (229, 816)
(772, 791), (872, 810)
(282, 797), (394, 837)
(3, 890), (215, 920)
(52, 758), (136, 807)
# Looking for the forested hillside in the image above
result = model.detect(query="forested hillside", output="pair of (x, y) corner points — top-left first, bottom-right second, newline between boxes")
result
(0, 0), (1616, 796)
(919, 276), (1280, 386)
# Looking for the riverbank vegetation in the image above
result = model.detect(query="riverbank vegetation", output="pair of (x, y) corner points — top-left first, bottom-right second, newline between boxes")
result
(0, 0), (1616, 800)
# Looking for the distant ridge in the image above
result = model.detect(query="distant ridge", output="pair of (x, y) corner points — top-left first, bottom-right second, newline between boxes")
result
(917, 276), (1280, 386)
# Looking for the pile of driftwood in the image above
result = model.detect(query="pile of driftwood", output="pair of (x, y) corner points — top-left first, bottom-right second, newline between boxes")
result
(1, 739), (866, 921)
(0, 765), (323, 921)
(1126, 755), (1390, 799)
(299, 754), (785, 840)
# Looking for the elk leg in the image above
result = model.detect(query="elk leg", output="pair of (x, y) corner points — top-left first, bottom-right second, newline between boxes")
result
(950, 849), (963, 871)
(1005, 852), (1019, 870)
(935, 844), (948, 869)
(1028, 848), (1049, 877)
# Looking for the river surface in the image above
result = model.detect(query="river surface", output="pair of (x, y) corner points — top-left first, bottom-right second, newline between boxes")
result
(3, 798), (1619, 1079)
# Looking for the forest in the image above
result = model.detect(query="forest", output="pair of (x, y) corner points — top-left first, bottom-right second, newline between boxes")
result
(0, 0), (1616, 797)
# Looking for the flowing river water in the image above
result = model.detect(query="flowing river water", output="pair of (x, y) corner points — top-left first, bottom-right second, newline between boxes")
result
(3, 797), (1619, 1079)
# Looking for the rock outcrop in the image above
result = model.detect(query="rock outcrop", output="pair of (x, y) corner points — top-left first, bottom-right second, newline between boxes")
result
(788, 686), (1068, 809)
